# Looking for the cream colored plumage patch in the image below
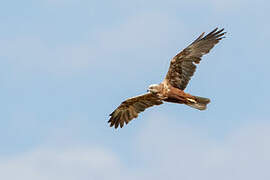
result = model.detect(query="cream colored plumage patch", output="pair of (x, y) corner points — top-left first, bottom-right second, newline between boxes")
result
(187, 98), (196, 103)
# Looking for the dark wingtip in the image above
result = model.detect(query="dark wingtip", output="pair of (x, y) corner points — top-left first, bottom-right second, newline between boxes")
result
(109, 111), (114, 116)
(108, 110), (119, 129)
(218, 27), (224, 32)
(213, 27), (219, 31)
(210, 27), (219, 34)
(203, 27), (226, 40)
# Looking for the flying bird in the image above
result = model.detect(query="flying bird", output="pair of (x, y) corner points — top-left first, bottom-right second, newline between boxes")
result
(109, 28), (226, 129)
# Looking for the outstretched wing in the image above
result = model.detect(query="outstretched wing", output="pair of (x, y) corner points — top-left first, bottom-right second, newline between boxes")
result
(108, 93), (163, 129)
(164, 28), (226, 90)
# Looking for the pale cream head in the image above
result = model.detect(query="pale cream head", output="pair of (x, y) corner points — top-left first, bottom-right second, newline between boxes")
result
(147, 84), (160, 94)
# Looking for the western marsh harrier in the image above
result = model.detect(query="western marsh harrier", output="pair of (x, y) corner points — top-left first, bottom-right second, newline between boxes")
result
(109, 28), (225, 128)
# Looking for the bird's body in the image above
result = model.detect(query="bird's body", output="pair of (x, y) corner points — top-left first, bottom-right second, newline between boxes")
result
(148, 81), (210, 110)
(109, 28), (226, 129)
(148, 82), (194, 104)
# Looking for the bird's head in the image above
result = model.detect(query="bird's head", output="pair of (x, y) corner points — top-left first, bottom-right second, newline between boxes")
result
(147, 84), (160, 94)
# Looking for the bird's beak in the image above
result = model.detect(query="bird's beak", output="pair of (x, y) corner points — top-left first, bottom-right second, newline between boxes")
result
(147, 89), (149, 92)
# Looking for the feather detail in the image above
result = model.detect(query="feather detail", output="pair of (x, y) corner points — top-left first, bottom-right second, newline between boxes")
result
(164, 28), (226, 90)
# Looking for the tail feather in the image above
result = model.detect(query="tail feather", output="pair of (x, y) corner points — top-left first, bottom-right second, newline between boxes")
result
(186, 96), (210, 110)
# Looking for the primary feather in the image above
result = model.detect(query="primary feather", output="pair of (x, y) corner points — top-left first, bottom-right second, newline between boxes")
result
(164, 28), (226, 90)
(108, 93), (163, 128)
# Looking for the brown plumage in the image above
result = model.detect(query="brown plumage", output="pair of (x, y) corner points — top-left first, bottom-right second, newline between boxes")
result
(109, 28), (226, 129)
(165, 28), (226, 90)
(108, 93), (163, 128)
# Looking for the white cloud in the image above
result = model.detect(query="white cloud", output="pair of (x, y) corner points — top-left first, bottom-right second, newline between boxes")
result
(0, 12), (187, 76)
(0, 37), (96, 75)
(0, 147), (125, 180)
(208, 0), (246, 11)
(97, 12), (186, 53)
(1, 117), (270, 180)
(42, 0), (76, 6)
(136, 117), (270, 180)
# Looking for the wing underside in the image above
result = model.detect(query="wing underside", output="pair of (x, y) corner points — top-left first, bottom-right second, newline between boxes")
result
(108, 93), (163, 128)
(165, 28), (226, 90)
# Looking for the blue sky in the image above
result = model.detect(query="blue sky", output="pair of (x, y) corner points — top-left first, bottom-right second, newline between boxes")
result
(1, 0), (270, 179)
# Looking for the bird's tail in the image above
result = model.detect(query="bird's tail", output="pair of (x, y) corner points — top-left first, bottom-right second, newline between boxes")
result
(186, 96), (210, 110)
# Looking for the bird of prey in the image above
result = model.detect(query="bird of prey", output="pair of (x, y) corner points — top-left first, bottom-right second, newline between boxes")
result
(108, 28), (225, 129)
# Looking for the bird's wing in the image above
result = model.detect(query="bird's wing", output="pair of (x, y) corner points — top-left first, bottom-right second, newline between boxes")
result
(164, 28), (226, 90)
(108, 93), (163, 129)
